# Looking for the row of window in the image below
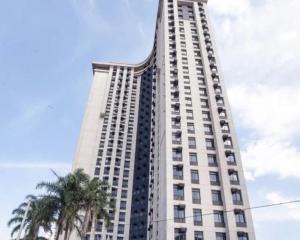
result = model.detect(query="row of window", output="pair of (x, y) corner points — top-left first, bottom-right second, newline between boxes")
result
(174, 228), (249, 240)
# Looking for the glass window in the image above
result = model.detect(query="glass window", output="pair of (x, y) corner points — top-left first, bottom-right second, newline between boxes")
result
(175, 228), (186, 240)
(194, 231), (203, 240)
(192, 188), (201, 204)
(210, 172), (220, 185)
(204, 124), (213, 134)
(212, 190), (222, 205)
(189, 153), (198, 165)
(229, 170), (239, 184)
(174, 205), (185, 223)
(214, 211), (225, 227)
(193, 209), (202, 225)
(173, 165), (184, 180)
(188, 137), (196, 149)
(187, 123), (195, 133)
(202, 111), (211, 121)
(174, 184), (184, 200)
(191, 170), (199, 184)
(235, 210), (246, 227)
(208, 154), (217, 166)
(173, 148), (182, 161)
(216, 232), (226, 240)
(237, 232), (248, 240)
(187, 110), (194, 119)
(206, 139), (215, 150)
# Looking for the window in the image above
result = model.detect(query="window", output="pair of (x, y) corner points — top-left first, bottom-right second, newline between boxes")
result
(173, 148), (182, 161)
(216, 232), (226, 240)
(188, 137), (196, 149)
(194, 231), (203, 240)
(214, 211), (225, 227)
(186, 97), (192, 106)
(187, 110), (194, 119)
(212, 190), (223, 205)
(204, 124), (213, 134)
(202, 111), (211, 121)
(172, 132), (182, 144)
(174, 205), (185, 223)
(191, 170), (199, 184)
(174, 184), (184, 200)
(173, 165), (184, 180)
(118, 224), (124, 234)
(189, 153), (198, 165)
(175, 228), (186, 240)
(199, 88), (207, 96)
(206, 138), (215, 150)
(192, 188), (201, 204)
(210, 172), (220, 186)
(229, 170), (239, 185)
(235, 210), (247, 227)
(119, 212), (125, 222)
(208, 154), (217, 166)
(237, 232), (248, 240)
(201, 99), (209, 108)
(187, 123), (195, 133)
(232, 189), (243, 205)
(226, 151), (236, 165)
(120, 201), (126, 210)
(193, 209), (203, 225)
(194, 231), (204, 240)
(224, 137), (233, 148)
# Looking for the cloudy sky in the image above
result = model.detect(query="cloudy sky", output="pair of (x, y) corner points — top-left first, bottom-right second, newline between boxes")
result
(0, 0), (300, 239)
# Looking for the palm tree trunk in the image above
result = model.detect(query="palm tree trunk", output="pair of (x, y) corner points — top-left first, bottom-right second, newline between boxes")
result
(55, 220), (63, 240)
(82, 209), (91, 235)
(90, 213), (97, 240)
(63, 224), (69, 240)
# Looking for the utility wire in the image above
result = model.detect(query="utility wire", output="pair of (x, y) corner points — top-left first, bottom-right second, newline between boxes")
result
(101, 199), (300, 229)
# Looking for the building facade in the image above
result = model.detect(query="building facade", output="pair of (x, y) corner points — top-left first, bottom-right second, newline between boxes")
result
(71, 0), (255, 239)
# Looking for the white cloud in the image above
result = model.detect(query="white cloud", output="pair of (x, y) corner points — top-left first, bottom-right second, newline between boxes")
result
(254, 192), (300, 222)
(208, 0), (300, 180)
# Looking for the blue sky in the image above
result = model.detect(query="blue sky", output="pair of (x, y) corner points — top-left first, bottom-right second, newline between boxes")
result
(1, 0), (300, 239)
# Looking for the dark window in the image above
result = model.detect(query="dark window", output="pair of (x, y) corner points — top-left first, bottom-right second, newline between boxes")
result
(210, 172), (220, 186)
(229, 170), (239, 185)
(235, 210), (247, 227)
(193, 209), (202, 225)
(173, 148), (182, 161)
(189, 153), (198, 165)
(232, 189), (243, 205)
(174, 205), (185, 223)
(204, 124), (213, 134)
(191, 170), (199, 184)
(188, 137), (196, 149)
(187, 123), (195, 133)
(173, 165), (184, 180)
(206, 138), (215, 150)
(192, 188), (201, 204)
(237, 232), (249, 240)
(175, 228), (186, 240)
(208, 154), (217, 166)
(174, 184), (185, 200)
(216, 232), (226, 240)
(194, 231), (203, 240)
(214, 211), (225, 227)
(212, 190), (223, 205)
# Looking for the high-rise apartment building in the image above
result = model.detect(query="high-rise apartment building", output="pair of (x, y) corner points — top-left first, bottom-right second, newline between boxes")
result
(71, 0), (255, 239)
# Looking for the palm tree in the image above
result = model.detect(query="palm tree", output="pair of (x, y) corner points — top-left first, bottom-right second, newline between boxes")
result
(36, 169), (89, 240)
(8, 195), (53, 240)
(81, 178), (111, 240)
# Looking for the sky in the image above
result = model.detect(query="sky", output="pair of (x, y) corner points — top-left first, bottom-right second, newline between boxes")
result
(0, 0), (300, 239)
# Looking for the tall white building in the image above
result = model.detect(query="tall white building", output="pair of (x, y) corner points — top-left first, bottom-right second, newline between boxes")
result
(71, 0), (256, 239)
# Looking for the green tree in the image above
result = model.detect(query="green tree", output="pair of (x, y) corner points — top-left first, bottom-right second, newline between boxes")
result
(36, 169), (89, 240)
(8, 195), (54, 240)
(81, 178), (111, 240)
